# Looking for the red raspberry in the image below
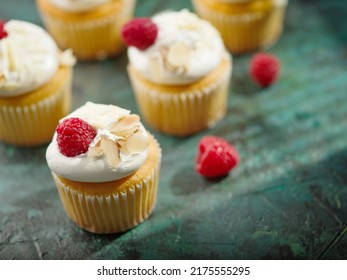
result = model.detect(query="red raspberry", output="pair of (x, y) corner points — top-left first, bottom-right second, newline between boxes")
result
(0, 20), (8, 40)
(121, 18), (158, 50)
(56, 117), (96, 157)
(195, 136), (240, 178)
(250, 52), (280, 87)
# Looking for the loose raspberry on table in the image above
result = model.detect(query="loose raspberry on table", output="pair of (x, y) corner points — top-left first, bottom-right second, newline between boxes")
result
(195, 136), (240, 178)
(0, 20), (8, 40)
(121, 17), (158, 50)
(56, 117), (97, 157)
(250, 52), (280, 88)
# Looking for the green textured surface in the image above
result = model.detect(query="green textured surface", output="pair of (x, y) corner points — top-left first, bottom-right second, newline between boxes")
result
(0, 0), (346, 260)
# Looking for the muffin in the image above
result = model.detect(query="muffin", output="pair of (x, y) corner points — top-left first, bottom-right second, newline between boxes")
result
(124, 10), (232, 137)
(192, 0), (288, 53)
(0, 20), (75, 147)
(46, 102), (161, 234)
(36, 0), (136, 60)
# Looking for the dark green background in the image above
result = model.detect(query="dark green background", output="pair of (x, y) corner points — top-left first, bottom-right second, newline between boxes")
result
(0, 0), (346, 259)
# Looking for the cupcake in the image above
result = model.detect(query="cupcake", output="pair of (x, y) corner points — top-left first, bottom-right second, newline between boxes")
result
(0, 20), (75, 147)
(46, 102), (161, 234)
(192, 0), (288, 53)
(123, 10), (232, 137)
(36, 0), (136, 60)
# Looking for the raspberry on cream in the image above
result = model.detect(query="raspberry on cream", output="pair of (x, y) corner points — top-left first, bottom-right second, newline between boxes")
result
(122, 18), (158, 50)
(46, 102), (149, 183)
(56, 117), (97, 157)
(0, 20), (75, 97)
(0, 21), (8, 39)
(126, 10), (227, 86)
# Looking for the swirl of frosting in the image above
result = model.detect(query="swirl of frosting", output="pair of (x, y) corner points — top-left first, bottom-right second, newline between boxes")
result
(0, 20), (68, 97)
(127, 10), (226, 86)
(46, 102), (149, 183)
(49, 0), (111, 13)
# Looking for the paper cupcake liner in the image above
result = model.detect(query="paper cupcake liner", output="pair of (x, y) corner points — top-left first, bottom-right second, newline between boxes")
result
(0, 67), (72, 146)
(37, 0), (136, 60)
(193, 0), (287, 53)
(128, 58), (232, 137)
(52, 137), (161, 234)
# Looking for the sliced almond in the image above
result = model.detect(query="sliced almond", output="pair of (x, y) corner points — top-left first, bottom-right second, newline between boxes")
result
(125, 132), (149, 154)
(87, 140), (103, 158)
(100, 138), (120, 168)
(119, 140), (131, 156)
(0, 72), (5, 85)
(180, 23), (198, 30)
(149, 54), (165, 82)
(114, 125), (139, 139)
(110, 114), (140, 134)
(87, 146), (104, 158)
(166, 42), (190, 70)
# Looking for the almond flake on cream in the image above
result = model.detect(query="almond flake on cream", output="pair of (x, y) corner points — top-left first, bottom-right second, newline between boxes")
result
(126, 132), (149, 154)
(149, 53), (165, 82)
(166, 42), (190, 72)
(86, 113), (148, 170)
(100, 138), (121, 169)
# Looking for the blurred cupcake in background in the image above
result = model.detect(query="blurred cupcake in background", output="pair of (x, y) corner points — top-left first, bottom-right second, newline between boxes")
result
(0, 20), (75, 146)
(123, 10), (232, 137)
(36, 0), (136, 60)
(192, 0), (288, 53)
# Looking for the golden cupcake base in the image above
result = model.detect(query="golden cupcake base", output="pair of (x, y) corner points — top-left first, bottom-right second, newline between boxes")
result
(36, 0), (136, 60)
(0, 66), (72, 147)
(192, 0), (287, 53)
(128, 55), (232, 137)
(52, 134), (161, 234)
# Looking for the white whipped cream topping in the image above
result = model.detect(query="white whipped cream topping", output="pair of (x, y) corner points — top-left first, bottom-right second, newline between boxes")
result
(49, 0), (112, 13)
(46, 102), (149, 183)
(128, 10), (226, 85)
(0, 20), (61, 97)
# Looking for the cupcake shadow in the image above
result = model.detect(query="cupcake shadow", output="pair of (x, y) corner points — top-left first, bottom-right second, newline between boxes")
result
(231, 54), (261, 98)
(169, 164), (226, 196)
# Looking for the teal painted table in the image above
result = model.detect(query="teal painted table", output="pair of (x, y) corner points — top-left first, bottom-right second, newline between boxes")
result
(0, 0), (346, 260)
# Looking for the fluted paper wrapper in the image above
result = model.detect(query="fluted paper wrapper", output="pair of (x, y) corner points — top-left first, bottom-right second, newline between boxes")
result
(37, 0), (136, 60)
(128, 57), (232, 137)
(192, 0), (287, 53)
(52, 137), (161, 234)
(0, 67), (72, 146)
